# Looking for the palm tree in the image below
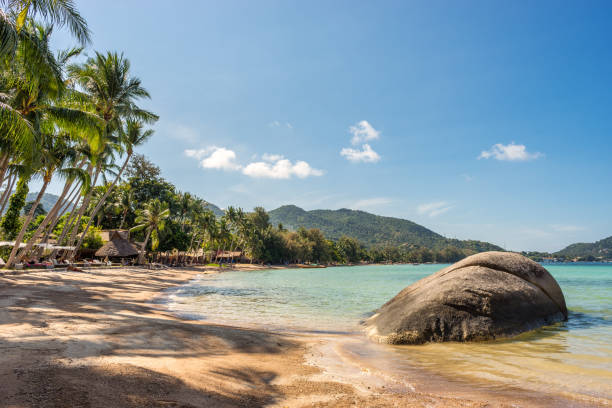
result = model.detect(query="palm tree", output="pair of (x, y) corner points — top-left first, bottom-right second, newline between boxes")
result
(177, 192), (194, 232)
(130, 199), (169, 264)
(2, 23), (95, 268)
(0, 0), (90, 56)
(65, 52), (158, 259)
(0, 22), (95, 183)
(116, 185), (133, 230)
(60, 141), (116, 258)
(5, 132), (74, 266)
(72, 119), (154, 256)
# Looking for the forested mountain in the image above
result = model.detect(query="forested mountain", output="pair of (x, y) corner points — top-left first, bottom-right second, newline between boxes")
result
(554, 236), (612, 260)
(269, 205), (502, 251)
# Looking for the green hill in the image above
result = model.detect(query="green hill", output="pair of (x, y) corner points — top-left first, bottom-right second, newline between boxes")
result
(25, 192), (61, 214)
(554, 236), (612, 260)
(269, 205), (502, 251)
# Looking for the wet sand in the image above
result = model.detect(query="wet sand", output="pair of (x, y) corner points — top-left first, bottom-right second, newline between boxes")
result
(0, 265), (599, 407)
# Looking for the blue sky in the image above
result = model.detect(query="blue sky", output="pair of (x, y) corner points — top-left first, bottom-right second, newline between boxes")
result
(41, 0), (612, 252)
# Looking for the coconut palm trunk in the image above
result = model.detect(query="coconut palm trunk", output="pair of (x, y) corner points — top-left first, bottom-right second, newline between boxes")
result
(0, 154), (10, 186)
(119, 207), (128, 230)
(70, 152), (131, 259)
(5, 177), (50, 267)
(63, 163), (99, 258)
(51, 193), (82, 260)
(13, 178), (75, 265)
(54, 183), (84, 248)
(138, 228), (152, 264)
(0, 173), (16, 214)
(41, 182), (81, 259)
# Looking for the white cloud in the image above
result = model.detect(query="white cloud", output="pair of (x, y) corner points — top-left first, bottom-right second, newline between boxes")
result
(479, 142), (542, 161)
(462, 174), (473, 182)
(340, 144), (380, 163)
(417, 201), (453, 217)
(349, 120), (380, 145)
(243, 157), (323, 179)
(184, 147), (241, 171)
(185, 147), (322, 179)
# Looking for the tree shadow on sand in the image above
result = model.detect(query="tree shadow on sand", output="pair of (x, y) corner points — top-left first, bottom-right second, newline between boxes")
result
(13, 363), (279, 408)
(0, 269), (301, 407)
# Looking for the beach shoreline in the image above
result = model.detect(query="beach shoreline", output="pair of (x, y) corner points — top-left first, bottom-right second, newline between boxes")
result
(0, 265), (604, 407)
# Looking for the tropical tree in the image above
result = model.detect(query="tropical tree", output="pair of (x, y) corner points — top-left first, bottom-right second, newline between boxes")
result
(65, 52), (158, 258)
(2, 22), (96, 268)
(0, 0), (90, 56)
(4, 131), (76, 266)
(130, 198), (169, 264)
(116, 185), (133, 229)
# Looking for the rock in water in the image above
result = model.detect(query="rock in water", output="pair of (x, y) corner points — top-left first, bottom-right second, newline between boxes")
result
(364, 252), (568, 344)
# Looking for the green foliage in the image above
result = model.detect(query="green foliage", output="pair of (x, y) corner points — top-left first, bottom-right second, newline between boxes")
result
(81, 226), (103, 250)
(1, 177), (28, 239)
(53, 213), (91, 244)
(23, 201), (46, 217)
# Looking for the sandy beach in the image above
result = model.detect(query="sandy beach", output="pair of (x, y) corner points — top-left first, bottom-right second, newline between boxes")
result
(0, 265), (599, 407)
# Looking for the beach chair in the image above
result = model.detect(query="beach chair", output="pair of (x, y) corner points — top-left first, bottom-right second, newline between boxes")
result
(15, 263), (23, 270)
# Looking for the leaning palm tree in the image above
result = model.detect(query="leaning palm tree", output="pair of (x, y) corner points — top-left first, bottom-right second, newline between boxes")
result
(4, 132), (74, 266)
(2, 23), (96, 267)
(130, 198), (169, 264)
(0, 0), (90, 56)
(72, 119), (154, 256)
(64, 52), (158, 259)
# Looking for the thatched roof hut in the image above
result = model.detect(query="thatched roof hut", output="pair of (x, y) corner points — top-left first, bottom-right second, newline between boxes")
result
(95, 231), (139, 258)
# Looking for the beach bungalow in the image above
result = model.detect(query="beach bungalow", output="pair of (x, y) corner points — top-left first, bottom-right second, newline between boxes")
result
(95, 231), (139, 261)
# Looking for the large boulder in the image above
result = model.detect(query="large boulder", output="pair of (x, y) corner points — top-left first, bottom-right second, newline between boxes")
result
(364, 252), (567, 344)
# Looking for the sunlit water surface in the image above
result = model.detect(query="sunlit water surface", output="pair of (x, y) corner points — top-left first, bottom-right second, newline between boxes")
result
(165, 264), (612, 403)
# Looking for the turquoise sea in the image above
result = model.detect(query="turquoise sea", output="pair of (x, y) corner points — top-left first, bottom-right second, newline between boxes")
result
(165, 264), (612, 404)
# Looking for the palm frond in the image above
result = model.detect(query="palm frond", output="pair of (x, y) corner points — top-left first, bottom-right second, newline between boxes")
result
(0, 100), (34, 152)
(9, 0), (91, 45)
(0, 9), (17, 56)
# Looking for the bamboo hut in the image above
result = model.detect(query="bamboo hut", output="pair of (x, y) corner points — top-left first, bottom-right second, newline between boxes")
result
(95, 231), (139, 260)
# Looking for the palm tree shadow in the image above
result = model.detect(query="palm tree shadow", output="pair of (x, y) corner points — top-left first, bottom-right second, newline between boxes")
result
(11, 363), (278, 408)
(0, 269), (300, 406)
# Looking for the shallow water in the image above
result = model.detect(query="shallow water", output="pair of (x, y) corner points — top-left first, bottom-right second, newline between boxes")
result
(166, 263), (612, 404)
